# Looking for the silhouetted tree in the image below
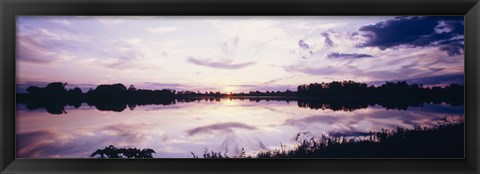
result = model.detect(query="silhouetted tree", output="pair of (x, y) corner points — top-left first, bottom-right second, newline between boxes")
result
(90, 145), (156, 158)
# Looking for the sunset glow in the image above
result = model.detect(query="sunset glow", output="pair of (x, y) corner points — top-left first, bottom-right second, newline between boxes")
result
(16, 16), (464, 93)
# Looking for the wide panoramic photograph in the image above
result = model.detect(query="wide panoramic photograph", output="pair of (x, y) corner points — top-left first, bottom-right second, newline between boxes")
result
(16, 16), (464, 158)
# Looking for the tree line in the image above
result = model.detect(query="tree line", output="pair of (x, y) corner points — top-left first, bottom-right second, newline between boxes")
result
(297, 80), (463, 105)
(16, 81), (464, 114)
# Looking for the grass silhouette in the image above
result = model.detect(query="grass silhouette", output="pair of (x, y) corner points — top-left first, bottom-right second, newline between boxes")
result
(194, 116), (463, 158)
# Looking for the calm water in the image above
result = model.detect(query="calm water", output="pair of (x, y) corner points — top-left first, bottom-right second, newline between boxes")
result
(16, 99), (464, 158)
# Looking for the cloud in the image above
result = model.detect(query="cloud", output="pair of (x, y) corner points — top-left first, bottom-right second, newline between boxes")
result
(283, 115), (362, 135)
(225, 76), (299, 92)
(95, 17), (125, 25)
(326, 52), (373, 59)
(207, 18), (286, 43)
(186, 57), (255, 69)
(292, 31), (338, 59)
(138, 82), (188, 91)
(186, 122), (257, 136)
(99, 123), (150, 143)
(17, 123), (161, 158)
(228, 84), (297, 92)
(292, 39), (315, 59)
(16, 22), (94, 64)
(18, 18), (147, 69)
(437, 39), (464, 56)
(282, 106), (462, 139)
(17, 18), (145, 69)
(298, 39), (310, 49)
(357, 16), (464, 55)
(142, 82), (184, 87)
(16, 82), (50, 93)
(97, 39), (146, 68)
(328, 131), (371, 137)
(227, 84), (258, 88)
(321, 32), (334, 47)
(17, 27), (73, 64)
(146, 26), (178, 33)
(285, 115), (340, 127)
(17, 130), (58, 152)
(263, 76), (296, 85)
(17, 129), (89, 158)
(17, 37), (57, 64)
(284, 65), (345, 76)
(50, 18), (71, 25)
(285, 44), (463, 83)
(366, 74), (464, 86)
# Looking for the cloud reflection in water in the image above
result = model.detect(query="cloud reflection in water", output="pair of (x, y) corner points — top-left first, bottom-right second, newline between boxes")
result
(16, 99), (463, 158)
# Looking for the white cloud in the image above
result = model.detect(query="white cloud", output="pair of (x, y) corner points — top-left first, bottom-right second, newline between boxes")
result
(50, 18), (71, 25)
(122, 38), (142, 45)
(207, 17), (287, 44)
(96, 17), (124, 25)
(16, 25), (90, 64)
(146, 26), (178, 33)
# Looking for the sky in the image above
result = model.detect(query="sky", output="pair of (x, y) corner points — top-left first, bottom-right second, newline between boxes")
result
(16, 16), (465, 93)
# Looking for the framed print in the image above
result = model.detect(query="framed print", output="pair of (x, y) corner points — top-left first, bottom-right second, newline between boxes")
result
(1, 0), (479, 173)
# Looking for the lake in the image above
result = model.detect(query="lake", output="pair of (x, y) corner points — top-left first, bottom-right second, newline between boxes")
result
(16, 98), (464, 158)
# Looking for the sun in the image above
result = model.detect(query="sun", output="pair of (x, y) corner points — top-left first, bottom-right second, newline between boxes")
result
(223, 86), (236, 94)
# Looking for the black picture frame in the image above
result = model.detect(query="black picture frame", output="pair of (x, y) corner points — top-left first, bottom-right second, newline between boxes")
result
(1, 0), (479, 173)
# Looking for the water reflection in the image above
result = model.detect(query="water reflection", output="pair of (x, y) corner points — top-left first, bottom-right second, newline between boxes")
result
(18, 97), (463, 114)
(16, 99), (464, 158)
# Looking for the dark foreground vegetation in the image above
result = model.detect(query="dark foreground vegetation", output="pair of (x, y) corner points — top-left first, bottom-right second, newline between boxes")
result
(17, 80), (463, 114)
(90, 145), (155, 158)
(193, 117), (464, 158)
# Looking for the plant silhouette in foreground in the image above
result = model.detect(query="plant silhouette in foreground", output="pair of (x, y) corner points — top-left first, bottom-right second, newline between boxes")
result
(190, 147), (251, 158)
(255, 116), (464, 158)
(193, 116), (463, 158)
(90, 145), (155, 158)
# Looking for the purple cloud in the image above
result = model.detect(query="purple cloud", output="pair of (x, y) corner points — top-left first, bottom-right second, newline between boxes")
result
(284, 65), (343, 75)
(327, 52), (373, 59)
(17, 19), (146, 69)
(285, 115), (340, 126)
(321, 32), (334, 47)
(228, 84), (297, 92)
(298, 39), (310, 49)
(16, 124), (156, 158)
(263, 76), (296, 85)
(97, 39), (146, 68)
(139, 82), (186, 90)
(283, 109), (457, 137)
(186, 122), (257, 136)
(293, 39), (316, 59)
(186, 57), (255, 69)
(17, 123), (158, 158)
(15, 20), (100, 65)
(17, 129), (94, 158)
(17, 28), (67, 64)
(366, 74), (464, 87)
(358, 16), (464, 55)
(99, 123), (150, 142)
